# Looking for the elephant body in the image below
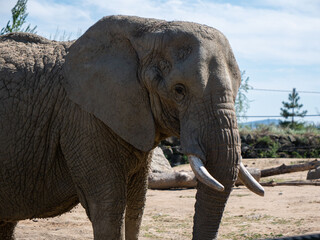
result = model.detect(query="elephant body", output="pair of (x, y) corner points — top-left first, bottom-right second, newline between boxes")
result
(0, 32), (151, 239)
(0, 16), (263, 239)
(0, 34), (78, 220)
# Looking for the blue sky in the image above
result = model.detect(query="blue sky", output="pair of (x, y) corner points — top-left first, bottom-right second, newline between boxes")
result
(1, 0), (320, 124)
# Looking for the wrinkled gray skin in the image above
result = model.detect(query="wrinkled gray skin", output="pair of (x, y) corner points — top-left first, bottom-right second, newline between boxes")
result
(0, 16), (241, 239)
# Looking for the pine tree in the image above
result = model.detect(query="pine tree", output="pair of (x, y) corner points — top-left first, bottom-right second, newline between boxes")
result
(280, 88), (307, 128)
(0, 0), (37, 35)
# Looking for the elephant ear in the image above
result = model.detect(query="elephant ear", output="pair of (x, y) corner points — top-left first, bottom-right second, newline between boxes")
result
(63, 17), (155, 152)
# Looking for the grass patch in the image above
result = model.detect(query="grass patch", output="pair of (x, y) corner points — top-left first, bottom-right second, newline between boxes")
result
(260, 178), (290, 183)
(240, 232), (284, 240)
(222, 232), (284, 240)
(234, 193), (250, 197)
(142, 232), (158, 238)
(151, 213), (169, 220)
(293, 219), (304, 226)
(271, 218), (291, 225)
(141, 212), (193, 239)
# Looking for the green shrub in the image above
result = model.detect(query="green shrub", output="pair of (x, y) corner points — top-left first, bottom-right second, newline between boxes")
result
(257, 142), (280, 158)
(257, 136), (273, 145)
(291, 151), (302, 158)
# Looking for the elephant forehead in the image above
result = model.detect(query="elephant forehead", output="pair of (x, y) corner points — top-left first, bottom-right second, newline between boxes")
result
(168, 39), (233, 92)
(131, 16), (228, 51)
(133, 16), (224, 40)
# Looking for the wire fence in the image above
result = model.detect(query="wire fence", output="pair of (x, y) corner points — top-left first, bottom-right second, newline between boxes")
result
(237, 115), (320, 118)
(250, 88), (320, 94)
(238, 87), (320, 120)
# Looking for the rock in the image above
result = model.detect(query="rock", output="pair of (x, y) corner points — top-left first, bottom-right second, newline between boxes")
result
(172, 145), (183, 154)
(247, 151), (258, 158)
(269, 134), (278, 140)
(150, 147), (173, 173)
(161, 137), (180, 146)
(241, 143), (250, 152)
(307, 166), (320, 180)
(170, 154), (185, 166)
(287, 135), (296, 143)
(162, 146), (173, 158)
(245, 134), (255, 144)
(278, 136), (290, 146)
(278, 152), (289, 158)
(240, 135), (246, 142)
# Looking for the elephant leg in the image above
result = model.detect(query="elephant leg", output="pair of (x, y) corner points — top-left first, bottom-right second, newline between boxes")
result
(72, 174), (127, 240)
(0, 221), (17, 240)
(60, 111), (144, 239)
(125, 167), (149, 240)
(88, 187), (127, 240)
(62, 145), (128, 239)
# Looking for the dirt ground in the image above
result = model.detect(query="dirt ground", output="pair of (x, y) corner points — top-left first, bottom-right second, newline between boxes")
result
(15, 158), (320, 240)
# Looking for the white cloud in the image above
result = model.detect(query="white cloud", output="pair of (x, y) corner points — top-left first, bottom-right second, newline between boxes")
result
(0, 0), (94, 39)
(257, 0), (320, 16)
(1, 0), (319, 66)
(0, 1), (12, 14)
(28, 0), (93, 39)
(76, 0), (320, 66)
(0, 1), (16, 28)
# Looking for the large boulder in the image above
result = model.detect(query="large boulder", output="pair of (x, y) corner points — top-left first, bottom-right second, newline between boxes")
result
(149, 147), (173, 173)
(307, 166), (320, 180)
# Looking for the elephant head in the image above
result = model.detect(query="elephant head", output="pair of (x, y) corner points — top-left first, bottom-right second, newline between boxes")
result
(64, 15), (264, 239)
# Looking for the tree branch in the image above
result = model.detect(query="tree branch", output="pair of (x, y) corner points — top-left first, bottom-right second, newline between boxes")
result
(260, 160), (320, 177)
(261, 180), (320, 186)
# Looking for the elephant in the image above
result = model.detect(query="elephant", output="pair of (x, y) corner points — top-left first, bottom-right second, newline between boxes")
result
(0, 15), (264, 239)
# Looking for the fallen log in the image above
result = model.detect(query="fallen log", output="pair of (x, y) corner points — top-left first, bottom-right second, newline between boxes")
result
(149, 172), (320, 189)
(261, 180), (320, 187)
(149, 168), (261, 189)
(261, 159), (320, 177)
(148, 171), (197, 189)
(148, 160), (320, 189)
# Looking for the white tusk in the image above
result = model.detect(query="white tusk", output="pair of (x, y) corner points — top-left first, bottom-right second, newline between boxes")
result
(188, 155), (224, 192)
(238, 161), (265, 196)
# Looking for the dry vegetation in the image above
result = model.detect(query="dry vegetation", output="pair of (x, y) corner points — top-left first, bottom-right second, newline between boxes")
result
(15, 158), (320, 240)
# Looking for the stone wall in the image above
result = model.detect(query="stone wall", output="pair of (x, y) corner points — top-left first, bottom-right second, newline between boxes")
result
(159, 134), (320, 166)
(241, 133), (320, 158)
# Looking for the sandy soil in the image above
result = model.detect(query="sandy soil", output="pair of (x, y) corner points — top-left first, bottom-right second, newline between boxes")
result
(14, 158), (320, 240)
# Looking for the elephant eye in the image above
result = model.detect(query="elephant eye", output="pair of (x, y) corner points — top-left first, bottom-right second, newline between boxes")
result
(173, 84), (186, 101)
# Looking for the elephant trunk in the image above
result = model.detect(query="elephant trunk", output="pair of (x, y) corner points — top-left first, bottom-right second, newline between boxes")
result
(181, 99), (264, 239)
(193, 183), (231, 239)
(196, 109), (240, 239)
(182, 106), (241, 239)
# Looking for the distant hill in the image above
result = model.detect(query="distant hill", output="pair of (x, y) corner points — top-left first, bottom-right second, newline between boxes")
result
(239, 119), (281, 128)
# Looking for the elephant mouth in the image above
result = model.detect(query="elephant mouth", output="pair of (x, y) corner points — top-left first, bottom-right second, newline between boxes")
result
(188, 155), (264, 196)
